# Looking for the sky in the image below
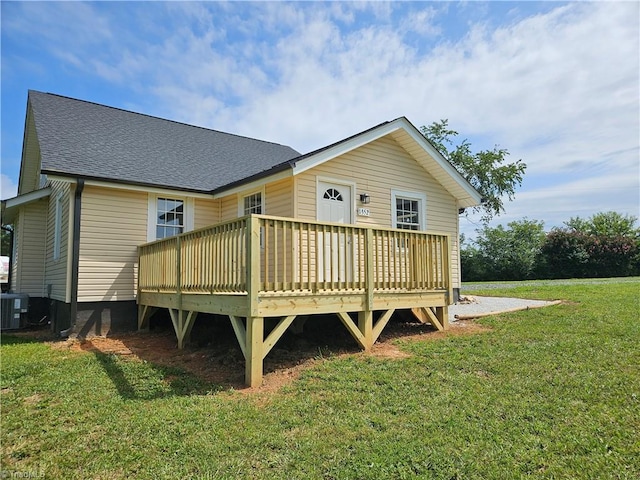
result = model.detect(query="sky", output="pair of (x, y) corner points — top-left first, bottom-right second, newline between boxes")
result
(1, 1), (639, 239)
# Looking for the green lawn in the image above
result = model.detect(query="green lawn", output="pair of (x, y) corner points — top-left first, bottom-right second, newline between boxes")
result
(2, 280), (639, 479)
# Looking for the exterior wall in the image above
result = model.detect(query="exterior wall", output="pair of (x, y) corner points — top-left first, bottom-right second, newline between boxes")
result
(11, 200), (47, 296)
(265, 178), (294, 218)
(44, 180), (71, 302)
(194, 197), (220, 229)
(77, 185), (147, 302)
(295, 136), (462, 287)
(217, 177), (295, 222)
(78, 185), (219, 303)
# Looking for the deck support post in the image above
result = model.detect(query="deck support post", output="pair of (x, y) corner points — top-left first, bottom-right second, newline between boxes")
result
(137, 304), (156, 331)
(168, 309), (198, 349)
(411, 306), (448, 331)
(372, 309), (395, 344)
(246, 316), (264, 388)
(358, 311), (373, 351)
(435, 305), (449, 330)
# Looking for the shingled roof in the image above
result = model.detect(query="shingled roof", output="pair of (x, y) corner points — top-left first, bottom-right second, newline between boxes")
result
(29, 91), (301, 193)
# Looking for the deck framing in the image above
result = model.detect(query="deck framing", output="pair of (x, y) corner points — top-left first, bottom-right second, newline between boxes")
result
(137, 214), (452, 387)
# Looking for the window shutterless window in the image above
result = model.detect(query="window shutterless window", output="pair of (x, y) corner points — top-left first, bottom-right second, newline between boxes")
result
(156, 197), (184, 239)
(243, 192), (262, 215)
(391, 190), (426, 231)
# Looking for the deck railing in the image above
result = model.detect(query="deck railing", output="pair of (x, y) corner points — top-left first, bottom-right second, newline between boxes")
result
(138, 215), (452, 297)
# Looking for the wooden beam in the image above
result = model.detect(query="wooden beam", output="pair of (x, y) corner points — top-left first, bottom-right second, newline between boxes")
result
(435, 305), (449, 330)
(358, 311), (373, 350)
(262, 315), (297, 359)
(420, 306), (444, 331)
(372, 309), (395, 344)
(245, 316), (264, 388)
(137, 304), (157, 331)
(336, 312), (367, 350)
(168, 309), (198, 349)
(229, 315), (247, 359)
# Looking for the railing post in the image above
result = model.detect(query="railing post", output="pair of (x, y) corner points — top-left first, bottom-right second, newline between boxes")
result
(444, 235), (453, 305)
(247, 215), (261, 317)
(365, 228), (374, 311)
(176, 236), (182, 310)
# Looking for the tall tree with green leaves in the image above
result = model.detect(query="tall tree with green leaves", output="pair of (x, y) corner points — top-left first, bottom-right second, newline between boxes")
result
(1, 227), (12, 257)
(420, 119), (526, 224)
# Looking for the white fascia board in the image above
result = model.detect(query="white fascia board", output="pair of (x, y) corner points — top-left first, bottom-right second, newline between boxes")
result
(291, 122), (403, 176)
(3, 187), (51, 209)
(46, 175), (215, 200)
(396, 119), (483, 205)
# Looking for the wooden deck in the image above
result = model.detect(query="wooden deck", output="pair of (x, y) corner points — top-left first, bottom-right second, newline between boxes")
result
(137, 214), (453, 386)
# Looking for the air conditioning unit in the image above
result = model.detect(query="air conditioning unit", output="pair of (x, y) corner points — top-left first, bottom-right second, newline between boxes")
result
(1, 293), (29, 330)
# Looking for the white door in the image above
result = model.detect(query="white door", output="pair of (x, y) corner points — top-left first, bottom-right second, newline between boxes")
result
(317, 181), (353, 283)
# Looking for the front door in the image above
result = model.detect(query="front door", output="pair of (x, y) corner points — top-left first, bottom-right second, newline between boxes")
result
(317, 181), (353, 283)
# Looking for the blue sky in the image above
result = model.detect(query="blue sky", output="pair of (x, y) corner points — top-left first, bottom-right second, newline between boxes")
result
(1, 1), (638, 238)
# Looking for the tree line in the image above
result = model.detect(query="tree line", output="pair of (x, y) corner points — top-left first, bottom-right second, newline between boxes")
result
(461, 211), (640, 281)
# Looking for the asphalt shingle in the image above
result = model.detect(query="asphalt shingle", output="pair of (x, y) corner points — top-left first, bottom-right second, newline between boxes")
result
(29, 91), (301, 192)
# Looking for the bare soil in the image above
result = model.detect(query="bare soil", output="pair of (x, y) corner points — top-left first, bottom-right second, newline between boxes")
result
(15, 316), (491, 393)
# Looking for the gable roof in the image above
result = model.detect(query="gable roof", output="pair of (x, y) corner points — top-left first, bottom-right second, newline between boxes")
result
(284, 117), (483, 208)
(28, 91), (301, 193)
(23, 91), (482, 207)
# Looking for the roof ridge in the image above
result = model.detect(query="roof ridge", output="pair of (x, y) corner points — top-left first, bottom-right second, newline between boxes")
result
(27, 90), (298, 151)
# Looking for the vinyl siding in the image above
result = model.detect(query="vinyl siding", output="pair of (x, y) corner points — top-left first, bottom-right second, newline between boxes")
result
(78, 186), (147, 302)
(265, 178), (294, 217)
(12, 200), (47, 296)
(44, 181), (70, 302)
(295, 136), (462, 287)
(194, 198), (220, 229)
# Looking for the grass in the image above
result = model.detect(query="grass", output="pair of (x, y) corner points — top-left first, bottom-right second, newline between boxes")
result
(1, 279), (639, 479)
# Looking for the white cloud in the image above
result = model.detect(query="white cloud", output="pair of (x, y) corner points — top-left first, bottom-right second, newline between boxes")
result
(2, 1), (638, 233)
(1, 174), (18, 200)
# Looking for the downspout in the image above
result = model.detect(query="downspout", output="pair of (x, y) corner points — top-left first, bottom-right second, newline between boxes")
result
(1, 225), (14, 293)
(61, 179), (84, 337)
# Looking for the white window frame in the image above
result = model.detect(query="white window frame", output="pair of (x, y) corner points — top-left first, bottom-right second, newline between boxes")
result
(53, 193), (63, 260)
(238, 187), (265, 217)
(391, 190), (427, 231)
(147, 194), (194, 242)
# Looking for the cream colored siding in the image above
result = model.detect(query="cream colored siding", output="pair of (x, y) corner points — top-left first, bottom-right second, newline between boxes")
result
(12, 201), (47, 296)
(10, 215), (20, 292)
(44, 181), (70, 301)
(78, 186), (147, 302)
(194, 198), (220, 229)
(265, 178), (294, 217)
(219, 195), (238, 221)
(295, 136), (462, 287)
(18, 106), (42, 195)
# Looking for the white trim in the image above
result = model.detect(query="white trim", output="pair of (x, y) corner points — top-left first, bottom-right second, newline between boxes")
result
(293, 124), (402, 176)
(147, 194), (194, 242)
(237, 186), (266, 217)
(395, 119), (482, 203)
(391, 189), (427, 231)
(290, 117), (482, 207)
(3, 187), (51, 209)
(316, 176), (356, 224)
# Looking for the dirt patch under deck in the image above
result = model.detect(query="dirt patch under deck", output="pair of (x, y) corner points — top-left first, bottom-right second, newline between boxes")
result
(22, 317), (491, 393)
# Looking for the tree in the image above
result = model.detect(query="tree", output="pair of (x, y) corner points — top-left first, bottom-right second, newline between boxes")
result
(539, 211), (640, 278)
(420, 119), (526, 224)
(565, 211), (639, 237)
(463, 219), (546, 281)
(1, 226), (11, 257)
